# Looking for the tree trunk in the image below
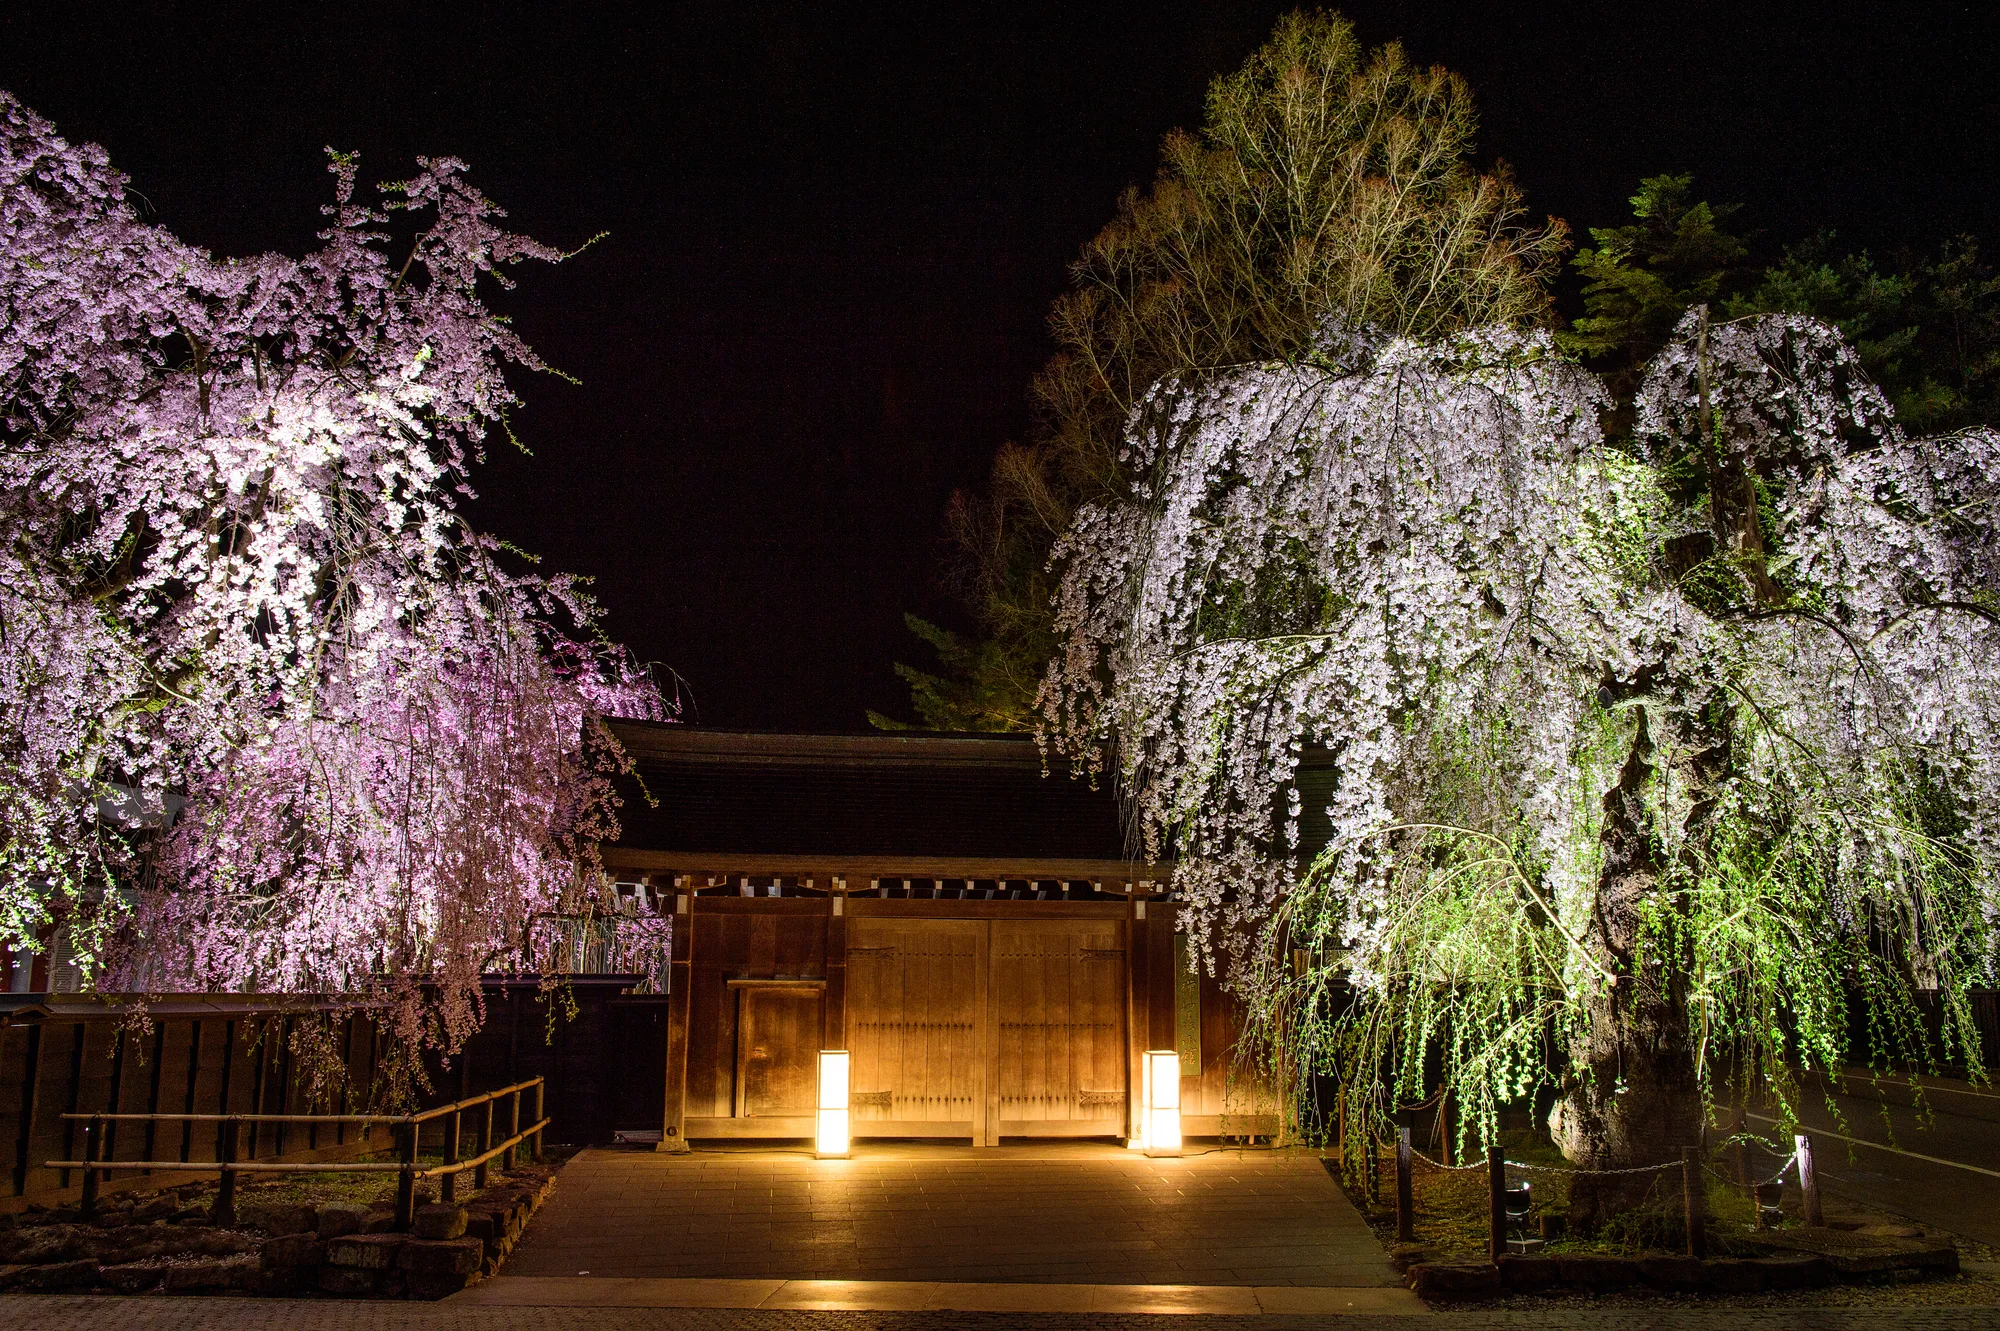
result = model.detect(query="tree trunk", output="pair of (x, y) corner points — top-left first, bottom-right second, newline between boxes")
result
(1551, 970), (1704, 1231)
(1549, 704), (1707, 1232)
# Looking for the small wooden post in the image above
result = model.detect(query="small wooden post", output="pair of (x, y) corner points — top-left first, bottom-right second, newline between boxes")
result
(531, 1079), (545, 1162)
(1795, 1134), (1823, 1226)
(1487, 1146), (1506, 1264)
(394, 1120), (417, 1231)
(1682, 1147), (1706, 1259)
(1395, 1126), (1414, 1242)
(440, 1109), (462, 1204)
(212, 1116), (242, 1225)
(475, 1099), (494, 1190)
(504, 1087), (521, 1172)
(79, 1115), (103, 1218)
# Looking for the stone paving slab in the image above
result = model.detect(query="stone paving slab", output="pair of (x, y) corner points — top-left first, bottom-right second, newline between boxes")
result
(8, 1295), (2000, 1330)
(453, 1275), (1426, 1314)
(507, 1144), (1399, 1288)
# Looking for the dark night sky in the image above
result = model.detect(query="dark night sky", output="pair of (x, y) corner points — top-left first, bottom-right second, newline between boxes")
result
(4, 3), (1995, 730)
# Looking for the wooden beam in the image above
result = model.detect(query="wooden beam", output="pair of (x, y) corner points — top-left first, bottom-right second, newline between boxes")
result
(603, 849), (1171, 882)
(823, 883), (847, 1051)
(1126, 902), (1145, 1146)
(657, 881), (693, 1154)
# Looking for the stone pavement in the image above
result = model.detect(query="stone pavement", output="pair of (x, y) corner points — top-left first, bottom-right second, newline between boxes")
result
(503, 1144), (1399, 1288)
(7, 1296), (2000, 1330)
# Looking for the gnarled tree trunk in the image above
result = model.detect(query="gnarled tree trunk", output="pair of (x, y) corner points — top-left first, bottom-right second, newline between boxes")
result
(1550, 705), (1707, 1232)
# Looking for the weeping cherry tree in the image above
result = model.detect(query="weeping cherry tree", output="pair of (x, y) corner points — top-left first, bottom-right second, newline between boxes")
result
(1, 94), (665, 1102)
(1039, 312), (1998, 1227)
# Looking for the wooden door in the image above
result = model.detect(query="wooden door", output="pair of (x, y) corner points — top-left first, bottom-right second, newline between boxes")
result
(731, 982), (823, 1119)
(846, 917), (983, 1137)
(991, 918), (1127, 1136)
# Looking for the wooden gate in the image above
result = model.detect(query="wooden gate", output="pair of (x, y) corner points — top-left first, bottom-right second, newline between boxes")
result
(842, 912), (1128, 1142)
(991, 918), (1128, 1137)
(846, 917), (984, 1137)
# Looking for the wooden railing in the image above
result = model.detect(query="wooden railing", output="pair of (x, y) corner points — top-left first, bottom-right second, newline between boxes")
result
(46, 1077), (546, 1230)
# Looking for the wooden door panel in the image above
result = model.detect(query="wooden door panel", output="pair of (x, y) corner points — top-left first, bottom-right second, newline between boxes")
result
(847, 918), (980, 1132)
(733, 983), (823, 1118)
(992, 919), (1126, 1129)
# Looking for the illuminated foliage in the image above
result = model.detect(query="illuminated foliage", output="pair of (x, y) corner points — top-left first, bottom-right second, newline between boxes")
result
(1039, 310), (1997, 1197)
(0, 93), (664, 1097)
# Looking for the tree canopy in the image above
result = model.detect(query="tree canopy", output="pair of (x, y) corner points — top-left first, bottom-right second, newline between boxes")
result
(1039, 308), (1997, 1214)
(886, 9), (1566, 732)
(0, 93), (662, 1097)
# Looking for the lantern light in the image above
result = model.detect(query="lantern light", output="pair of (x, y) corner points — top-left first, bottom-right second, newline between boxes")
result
(1143, 1049), (1181, 1157)
(816, 1050), (850, 1159)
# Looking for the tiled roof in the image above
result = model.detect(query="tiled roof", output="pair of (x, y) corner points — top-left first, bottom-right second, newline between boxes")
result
(604, 722), (1138, 862)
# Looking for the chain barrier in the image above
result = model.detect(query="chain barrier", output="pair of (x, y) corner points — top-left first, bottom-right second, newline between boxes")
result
(1501, 1157), (1679, 1177)
(1700, 1153), (1796, 1191)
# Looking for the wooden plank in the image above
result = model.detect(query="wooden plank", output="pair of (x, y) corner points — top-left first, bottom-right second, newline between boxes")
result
(659, 886), (694, 1153)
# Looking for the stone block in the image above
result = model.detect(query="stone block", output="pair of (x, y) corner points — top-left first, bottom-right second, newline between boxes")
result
(316, 1202), (371, 1238)
(99, 1260), (168, 1294)
(413, 1204), (468, 1239)
(239, 1202), (317, 1236)
(261, 1232), (326, 1268)
(361, 1209), (398, 1234)
(0, 1223), (84, 1265)
(252, 1266), (314, 1296)
(1557, 1255), (1640, 1290)
(1497, 1254), (1561, 1290)
(1700, 1257), (1765, 1293)
(326, 1232), (406, 1269)
(318, 1265), (378, 1296)
(463, 1211), (497, 1246)
(14, 1259), (101, 1291)
(398, 1236), (483, 1277)
(164, 1254), (259, 1290)
(1638, 1254), (1703, 1290)
(1409, 1261), (1501, 1299)
(131, 1197), (179, 1222)
(408, 1270), (473, 1300)
(1758, 1255), (1834, 1289)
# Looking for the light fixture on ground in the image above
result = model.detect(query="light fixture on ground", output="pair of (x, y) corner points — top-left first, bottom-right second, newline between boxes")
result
(816, 1050), (850, 1159)
(1142, 1049), (1181, 1157)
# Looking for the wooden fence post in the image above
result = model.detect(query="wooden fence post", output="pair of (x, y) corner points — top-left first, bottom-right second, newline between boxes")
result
(531, 1079), (545, 1162)
(213, 1117), (241, 1226)
(1395, 1126), (1414, 1243)
(1682, 1147), (1706, 1259)
(505, 1087), (520, 1172)
(475, 1099), (494, 1191)
(441, 1109), (462, 1205)
(1487, 1146), (1506, 1264)
(394, 1120), (417, 1231)
(1795, 1134), (1822, 1226)
(79, 1115), (102, 1217)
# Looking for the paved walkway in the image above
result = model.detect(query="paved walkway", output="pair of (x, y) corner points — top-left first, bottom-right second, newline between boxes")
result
(457, 1276), (1420, 1314)
(504, 1144), (1399, 1288)
(8, 1297), (2000, 1329)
